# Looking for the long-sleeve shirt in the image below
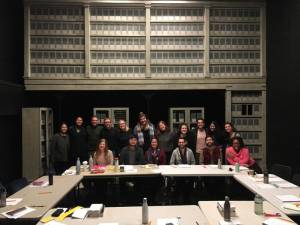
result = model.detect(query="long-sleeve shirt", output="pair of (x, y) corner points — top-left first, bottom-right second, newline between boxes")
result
(119, 146), (145, 165)
(170, 147), (195, 165)
(86, 125), (102, 152)
(50, 133), (70, 163)
(145, 148), (167, 165)
(226, 146), (255, 167)
(203, 145), (221, 165)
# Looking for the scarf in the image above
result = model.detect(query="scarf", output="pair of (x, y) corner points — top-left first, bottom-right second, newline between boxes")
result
(136, 123), (155, 146)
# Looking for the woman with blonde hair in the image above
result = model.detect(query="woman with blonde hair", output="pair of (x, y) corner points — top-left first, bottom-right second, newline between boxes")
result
(93, 138), (114, 165)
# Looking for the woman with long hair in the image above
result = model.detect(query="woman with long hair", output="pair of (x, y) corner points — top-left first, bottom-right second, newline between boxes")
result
(93, 138), (114, 165)
(145, 137), (166, 165)
(156, 121), (175, 164)
(173, 123), (196, 155)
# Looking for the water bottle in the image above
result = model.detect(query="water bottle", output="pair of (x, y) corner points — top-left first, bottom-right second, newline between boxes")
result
(76, 157), (81, 175)
(48, 171), (53, 185)
(224, 196), (231, 222)
(263, 170), (269, 184)
(0, 184), (6, 207)
(89, 154), (94, 172)
(235, 162), (240, 172)
(218, 158), (222, 169)
(114, 158), (119, 172)
(142, 197), (149, 224)
(254, 194), (263, 215)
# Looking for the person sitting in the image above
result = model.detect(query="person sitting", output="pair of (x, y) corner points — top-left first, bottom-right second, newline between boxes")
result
(170, 137), (195, 165)
(145, 137), (166, 165)
(203, 136), (221, 165)
(119, 134), (145, 165)
(226, 136), (261, 173)
(93, 138), (114, 166)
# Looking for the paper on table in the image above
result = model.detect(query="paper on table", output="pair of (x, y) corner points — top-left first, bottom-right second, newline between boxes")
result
(98, 223), (119, 225)
(6, 198), (22, 206)
(178, 164), (191, 168)
(273, 183), (298, 188)
(282, 203), (300, 211)
(72, 208), (88, 219)
(219, 220), (242, 225)
(44, 221), (67, 225)
(1, 206), (36, 219)
(157, 218), (179, 225)
(152, 169), (162, 173)
(276, 195), (300, 202)
(62, 170), (76, 176)
(263, 217), (296, 225)
(257, 183), (276, 189)
(29, 181), (49, 187)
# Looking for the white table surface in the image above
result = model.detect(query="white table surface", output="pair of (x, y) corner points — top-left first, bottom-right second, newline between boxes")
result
(234, 174), (300, 216)
(0, 175), (82, 220)
(36, 205), (209, 225)
(199, 201), (297, 225)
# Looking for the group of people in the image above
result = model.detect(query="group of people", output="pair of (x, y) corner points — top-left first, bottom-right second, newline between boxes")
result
(50, 112), (260, 175)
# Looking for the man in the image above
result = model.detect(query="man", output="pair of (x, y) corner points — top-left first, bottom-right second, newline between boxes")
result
(192, 118), (207, 164)
(100, 118), (119, 157)
(170, 137), (195, 165)
(119, 134), (145, 165)
(86, 116), (102, 154)
(69, 116), (88, 164)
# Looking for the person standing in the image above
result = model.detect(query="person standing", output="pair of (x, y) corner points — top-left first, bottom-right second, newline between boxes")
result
(86, 116), (102, 155)
(100, 118), (119, 157)
(173, 123), (195, 155)
(133, 112), (155, 153)
(192, 118), (207, 164)
(117, 119), (132, 152)
(69, 116), (88, 164)
(156, 121), (175, 164)
(50, 122), (70, 175)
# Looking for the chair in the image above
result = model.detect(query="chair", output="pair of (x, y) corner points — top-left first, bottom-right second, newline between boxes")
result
(270, 164), (292, 181)
(6, 177), (28, 196)
(292, 173), (300, 186)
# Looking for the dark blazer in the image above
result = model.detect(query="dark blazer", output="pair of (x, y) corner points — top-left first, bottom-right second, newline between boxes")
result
(119, 146), (145, 165)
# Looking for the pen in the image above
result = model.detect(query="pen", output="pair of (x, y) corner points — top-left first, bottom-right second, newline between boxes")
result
(30, 205), (45, 208)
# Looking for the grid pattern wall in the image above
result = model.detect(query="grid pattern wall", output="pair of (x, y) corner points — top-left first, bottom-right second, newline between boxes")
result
(231, 91), (263, 160)
(30, 6), (85, 78)
(150, 8), (204, 78)
(209, 8), (261, 78)
(90, 7), (146, 78)
(27, 4), (264, 79)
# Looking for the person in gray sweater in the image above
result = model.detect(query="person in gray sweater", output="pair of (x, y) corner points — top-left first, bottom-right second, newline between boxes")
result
(170, 137), (195, 165)
(50, 122), (70, 175)
(156, 121), (175, 164)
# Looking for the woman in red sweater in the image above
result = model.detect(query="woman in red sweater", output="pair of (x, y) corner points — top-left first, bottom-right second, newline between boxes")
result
(226, 136), (255, 167)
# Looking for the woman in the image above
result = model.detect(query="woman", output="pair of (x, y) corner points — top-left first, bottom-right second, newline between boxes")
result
(133, 112), (155, 152)
(50, 122), (70, 175)
(207, 121), (224, 147)
(203, 136), (221, 165)
(226, 136), (260, 172)
(156, 121), (175, 164)
(93, 138), (114, 165)
(173, 123), (195, 155)
(117, 119), (132, 153)
(145, 137), (166, 165)
(224, 122), (240, 147)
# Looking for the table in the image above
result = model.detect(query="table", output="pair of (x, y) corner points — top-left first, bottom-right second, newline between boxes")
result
(66, 165), (161, 178)
(36, 205), (209, 225)
(199, 201), (296, 225)
(234, 174), (300, 216)
(159, 165), (248, 177)
(0, 175), (82, 220)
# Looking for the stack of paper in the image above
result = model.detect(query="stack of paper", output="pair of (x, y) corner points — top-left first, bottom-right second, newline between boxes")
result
(276, 195), (300, 202)
(72, 208), (88, 219)
(263, 217), (296, 225)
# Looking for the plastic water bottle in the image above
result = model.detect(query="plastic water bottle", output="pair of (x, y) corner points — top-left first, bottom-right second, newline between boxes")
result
(142, 197), (149, 224)
(254, 194), (263, 215)
(235, 162), (240, 172)
(76, 157), (81, 175)
(224, 196), (231, 222)
(114, 158), (119, 172)
(218, 158), (222, 169)
(0, 184), (6, 207)
(89, 154), (94, 172)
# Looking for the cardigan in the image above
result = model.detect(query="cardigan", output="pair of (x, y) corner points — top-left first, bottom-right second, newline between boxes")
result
(226, 146), (255, 167)
(170, 147), (196, 165)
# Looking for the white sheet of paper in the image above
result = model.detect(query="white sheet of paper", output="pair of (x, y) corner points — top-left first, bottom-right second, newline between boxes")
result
(276, 195), (300, 202)
(282, 203), (300, 211)
(273, 183), (298, 188)
(1, 206), (36, 219)
(6, 198), (22, 206)
(157, 218), (179, 225)
(257, 183), (276, 189)
(178, 164), (191, 168)
(72, 208), (88, 219)
(262, 217), (296, 225)
(219, 220), (242, 225)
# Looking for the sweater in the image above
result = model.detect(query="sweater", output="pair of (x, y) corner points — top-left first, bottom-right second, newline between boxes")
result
(170, 147), (196, 165)
(145, 148), (167, 165)
(50, 133), (70, 163)
(100, 127), (119, 156)
(119, 146), (145, 165)
(203, 145), (221, 165)
(157, 131), (175, 153)
(93, 150), (114, 165)
(226, 146), (255, 167)
(86, 125), (102, 152)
